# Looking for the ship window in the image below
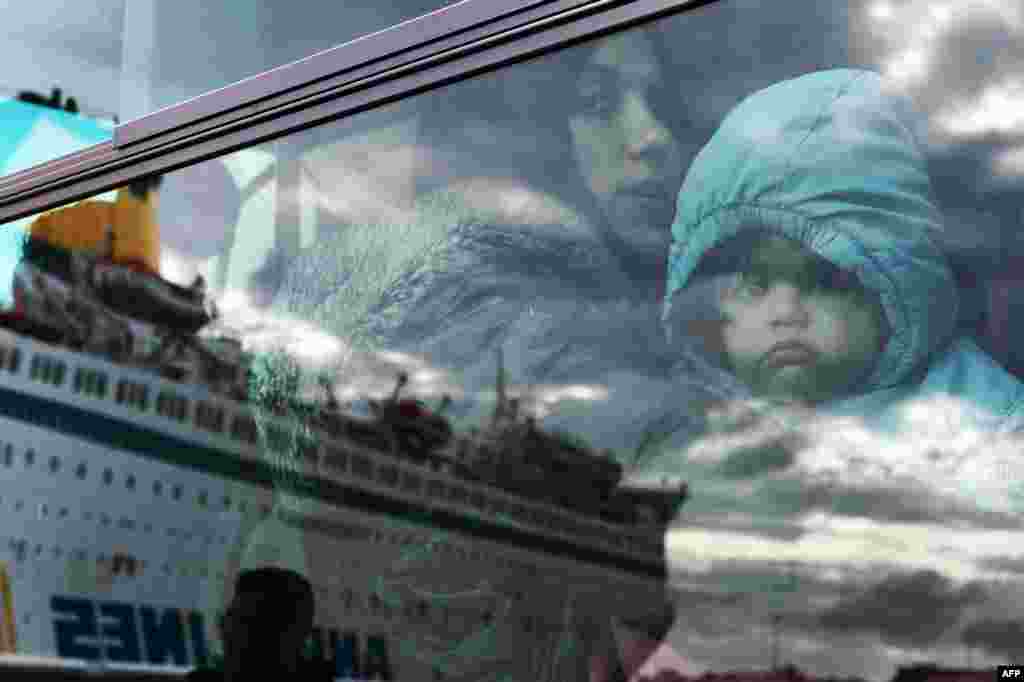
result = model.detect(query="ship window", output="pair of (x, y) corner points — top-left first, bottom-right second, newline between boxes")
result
(156, 391), (189, 422)
(172, 484), (183, 501)
(400, 471), (422, 493)
(48, 456), (59, 473)
(3, 444), (12, 467)
(230, 415), (258, 444)
(6, 348), (18, 373)
(195, 402), (225, 433)
(351, 454), (373, 479)
(153, 480), (163, 496)
(75, 462), (86, 479)
(75, 369), (108, 397)
(116, 380), (149, 410)
(30, 355), (65, 386)
(102, 468), (113, 485)
(125, 474), (136, 490)
(197, 490), (208, 507)
(24, 449), (34, 466)
(378, 464), (399, 486)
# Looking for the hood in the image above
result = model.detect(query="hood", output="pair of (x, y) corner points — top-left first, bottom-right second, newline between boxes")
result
(663, 69), (957, 392)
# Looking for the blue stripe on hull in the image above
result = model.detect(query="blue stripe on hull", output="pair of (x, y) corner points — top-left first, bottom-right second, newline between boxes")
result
(0, 385), (666, 579)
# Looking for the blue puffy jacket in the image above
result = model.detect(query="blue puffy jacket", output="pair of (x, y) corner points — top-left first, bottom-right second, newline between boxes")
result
(663, 69), (1024, 435)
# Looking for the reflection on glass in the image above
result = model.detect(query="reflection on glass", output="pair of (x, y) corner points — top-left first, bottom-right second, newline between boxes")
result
(0, 3), (1021, 681)
(119, 1), (456, 122)
(0, 93), (114, 178)
(0, 2), (121, 177)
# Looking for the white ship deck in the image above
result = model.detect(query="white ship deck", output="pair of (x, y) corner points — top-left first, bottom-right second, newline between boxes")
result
(0, 329), (673, 680)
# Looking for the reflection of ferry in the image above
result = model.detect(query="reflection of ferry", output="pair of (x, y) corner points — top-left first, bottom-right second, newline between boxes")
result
(0, 209), (686, 680)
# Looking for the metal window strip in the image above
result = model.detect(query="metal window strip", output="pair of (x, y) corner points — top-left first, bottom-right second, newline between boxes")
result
(0, 0), (713, 224)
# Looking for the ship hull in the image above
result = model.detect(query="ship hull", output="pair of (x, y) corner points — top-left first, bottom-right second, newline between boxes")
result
(0, 332), (670, 681)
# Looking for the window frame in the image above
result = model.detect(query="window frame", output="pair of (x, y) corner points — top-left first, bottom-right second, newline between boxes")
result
(0, 0), (714, 224)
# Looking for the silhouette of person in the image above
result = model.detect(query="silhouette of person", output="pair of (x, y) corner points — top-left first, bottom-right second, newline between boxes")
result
(187, 567), (315, 681)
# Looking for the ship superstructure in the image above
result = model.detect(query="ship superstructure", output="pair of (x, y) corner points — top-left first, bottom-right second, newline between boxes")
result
(0, 221), (686, 680)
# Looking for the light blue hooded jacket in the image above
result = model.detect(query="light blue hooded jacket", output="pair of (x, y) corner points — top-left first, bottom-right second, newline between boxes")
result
(662, 69), (1024, 435)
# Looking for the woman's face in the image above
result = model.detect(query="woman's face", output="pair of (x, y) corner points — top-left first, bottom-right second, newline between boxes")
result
(568, 31), (683, 261)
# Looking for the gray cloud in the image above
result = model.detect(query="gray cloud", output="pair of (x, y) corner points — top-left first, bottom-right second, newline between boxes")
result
(961, 618), (1024, 660)
(679, 512), (809, 543)
(818, 570), (988, 648)
(978, 557), (1024, 575)
(849, 1), (1024, 125)
(0, 3), (124, 69)
(713, 433), (806, 479)
(680, 415), (1024, 531)
(798, 478), (1024, 530)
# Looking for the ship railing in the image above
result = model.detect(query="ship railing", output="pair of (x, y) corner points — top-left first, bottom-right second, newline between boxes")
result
(314, 433), (662, 560)
(0, 327), (666, 563)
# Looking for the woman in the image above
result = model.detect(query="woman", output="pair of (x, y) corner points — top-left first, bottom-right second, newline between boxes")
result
(273, 22), (699, 682)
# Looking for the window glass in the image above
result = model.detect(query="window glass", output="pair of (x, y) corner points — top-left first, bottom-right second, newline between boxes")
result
(0, 3), (119, 175)
(120, 0), (457, 122)
(0, 1), (451, 178)
(0, 3), (1020, 680)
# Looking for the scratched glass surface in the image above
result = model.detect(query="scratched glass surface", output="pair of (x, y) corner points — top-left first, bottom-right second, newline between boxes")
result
(0, 2), (1022, 681)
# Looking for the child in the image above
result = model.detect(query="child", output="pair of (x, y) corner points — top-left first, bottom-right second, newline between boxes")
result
(662, 69), (1024, 435)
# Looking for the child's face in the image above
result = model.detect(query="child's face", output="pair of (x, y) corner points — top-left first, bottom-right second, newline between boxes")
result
(717, 236), (889, 404)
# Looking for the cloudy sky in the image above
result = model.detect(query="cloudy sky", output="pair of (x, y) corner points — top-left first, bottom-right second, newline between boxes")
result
(663, 2), (1024, 679)
(2, 1), (1024, 680)
(0, 1), (447, 123)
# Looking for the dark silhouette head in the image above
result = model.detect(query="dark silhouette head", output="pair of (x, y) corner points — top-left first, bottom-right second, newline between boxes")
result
(221, 567), (315, 680)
